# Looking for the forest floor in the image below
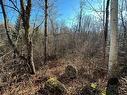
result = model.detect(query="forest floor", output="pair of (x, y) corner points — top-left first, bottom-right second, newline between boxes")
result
(0, 53), (109, 95)
(0, 53), (127, 95)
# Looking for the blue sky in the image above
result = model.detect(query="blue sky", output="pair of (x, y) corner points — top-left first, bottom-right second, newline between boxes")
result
(56, 0), (80, 19)
(0, 0), (103, 26)
(56, 0), (103, 26)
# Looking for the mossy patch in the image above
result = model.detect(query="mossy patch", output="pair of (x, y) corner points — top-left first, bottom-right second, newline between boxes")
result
(44, 77), (66, 95)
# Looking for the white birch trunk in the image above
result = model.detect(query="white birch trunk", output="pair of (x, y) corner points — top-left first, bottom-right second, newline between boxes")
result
(108, 0), (118, 78)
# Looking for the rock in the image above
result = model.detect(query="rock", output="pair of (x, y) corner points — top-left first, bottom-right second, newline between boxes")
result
(65, 65), (77, 79)
(44, 77), (66, 95)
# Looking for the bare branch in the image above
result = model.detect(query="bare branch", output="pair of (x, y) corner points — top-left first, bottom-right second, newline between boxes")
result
(3, 4), (21, 14)
(9, 0), (20, 12)
(86, 0), (103, 20)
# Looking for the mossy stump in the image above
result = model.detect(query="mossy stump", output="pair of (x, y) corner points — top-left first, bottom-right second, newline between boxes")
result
(44, 77), (66, 95)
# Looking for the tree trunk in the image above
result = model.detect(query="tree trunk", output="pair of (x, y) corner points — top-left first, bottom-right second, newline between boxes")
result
(108, 0), (118, 78)
(106, 0), (119, 94)
(44, 0), (48, 64)
(20, 0), (36, 74)
(27, 40), (35, 74)
(78, 0), (83, 33)
(103, 0), (110, 62)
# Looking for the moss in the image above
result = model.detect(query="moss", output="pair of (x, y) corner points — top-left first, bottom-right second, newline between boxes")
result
(44, 77), (66, 95)
(101, 89), (106, 95)
(90, 83), (97, 89)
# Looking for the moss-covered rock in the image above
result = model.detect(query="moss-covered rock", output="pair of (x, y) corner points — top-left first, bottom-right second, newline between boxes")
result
(44, 77), (66, 95)
(65, 65), (77, 79)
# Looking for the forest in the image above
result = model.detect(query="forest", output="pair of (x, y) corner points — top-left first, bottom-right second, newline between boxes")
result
(0, 0), (127, 95)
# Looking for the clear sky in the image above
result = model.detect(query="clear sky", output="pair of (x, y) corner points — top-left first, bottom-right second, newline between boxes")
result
(0, 0), (103, 26)
(56, 0), (103, 26)
(56, 0), (80, 20)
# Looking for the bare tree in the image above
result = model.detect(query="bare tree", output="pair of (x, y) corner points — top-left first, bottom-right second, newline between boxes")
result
(20, 0), (35, 74)
(0, 0), (36, 74)
(0, 0), (19, 55)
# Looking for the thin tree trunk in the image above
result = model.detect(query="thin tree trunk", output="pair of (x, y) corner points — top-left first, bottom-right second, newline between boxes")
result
(103, 0), (110, 62)
(78, 0), (83, 33)
(44, 0), (48, 64)
(103, 0), (105, 27)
